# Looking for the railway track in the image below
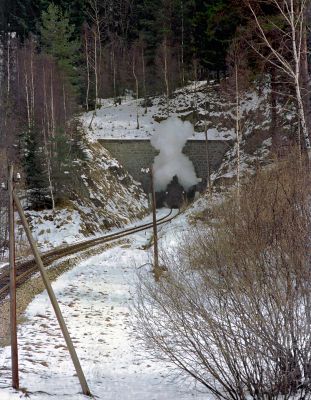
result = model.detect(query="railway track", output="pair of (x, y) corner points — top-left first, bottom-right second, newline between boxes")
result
(0, 209), (175, 301)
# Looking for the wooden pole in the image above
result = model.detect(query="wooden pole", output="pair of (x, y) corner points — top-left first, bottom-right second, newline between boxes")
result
(204, 100), (211, 195)
(13, 192), (91, 396)
(8, 164), (19, 390)
(204, 130), (211, 194)
(150, 167), (159, 271)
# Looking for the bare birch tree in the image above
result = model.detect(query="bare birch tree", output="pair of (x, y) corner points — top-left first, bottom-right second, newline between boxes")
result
(83, 23), (91, 111)
(247, 0), (311, 159)
(83, 22), (99, 127)
(42, 60), (55, 210)
(227, 39), (249, 198)
(139, 37), (148, 114)
(156, 38), (173, 117)
(180, 0), (185, 86)
(87, 0), (104, 110)
(130, 42), (140, 129)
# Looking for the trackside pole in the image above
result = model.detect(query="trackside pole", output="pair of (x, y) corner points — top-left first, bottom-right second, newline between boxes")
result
(13, 192), (91, 397)
(8, 165), (19, 389)
(150, 167), (159, 271)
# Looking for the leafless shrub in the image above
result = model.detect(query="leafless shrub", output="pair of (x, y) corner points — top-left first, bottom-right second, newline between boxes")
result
(135, 149), (311, 399)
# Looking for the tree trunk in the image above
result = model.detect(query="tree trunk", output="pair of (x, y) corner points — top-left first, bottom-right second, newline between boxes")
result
(93, 28), (98, 111)
(6, 32), (10, 98)
(235, 64), (241, 199)
(62, 83), (68, 136)
(301, 7), (311, 153)
(132, 56), (140, 129)
(180, 0), (185, 86)
(84, 28), (90, 111)
(270, 68), (278, 153)
(30, 42), (35, 122)
(141, 45), (147, 114)
(295, 77), (311, 160)
(112, 44), (117, 102)
(43, 65), (55, 211)
(163, 37), (170, 117)
(50, 69), (55, 138)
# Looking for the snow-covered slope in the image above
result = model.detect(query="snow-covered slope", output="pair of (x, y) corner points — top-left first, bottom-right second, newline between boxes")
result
(16, 79), (292, 252)
(82, 81), (277, 145)
(82, 80), (288, 188)
(0, 210), (210, 400)
(20, 142), (148, 252)
(82, 81), (235, 142)
(0, 80), (298, 399)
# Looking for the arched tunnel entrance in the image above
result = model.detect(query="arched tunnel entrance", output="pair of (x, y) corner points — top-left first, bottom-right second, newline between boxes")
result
(100, 139), (229, 207)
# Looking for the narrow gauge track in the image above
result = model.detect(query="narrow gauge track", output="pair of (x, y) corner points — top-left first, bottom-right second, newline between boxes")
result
(0, 209), (174, 301)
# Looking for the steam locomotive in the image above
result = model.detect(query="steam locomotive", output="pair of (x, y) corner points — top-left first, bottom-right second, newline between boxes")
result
(155, 175), (205, 209)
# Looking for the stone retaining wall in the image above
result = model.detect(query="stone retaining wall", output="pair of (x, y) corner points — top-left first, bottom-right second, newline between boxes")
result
(100, 139), (229, 192)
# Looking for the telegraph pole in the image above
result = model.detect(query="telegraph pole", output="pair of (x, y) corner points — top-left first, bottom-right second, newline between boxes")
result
(204, 98), (211, 194)
(150, 167), (159, 271)
(8, 164), (19, 390)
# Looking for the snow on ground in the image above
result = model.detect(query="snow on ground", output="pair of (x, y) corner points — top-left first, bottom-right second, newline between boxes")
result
(24, 208), (84, 251)
(81, 82), (237, 143)
(6, 140), (148, 259)
(211, 136), (272, 184)
(0, 209), (210, 400)
(0, 263), (8, 272)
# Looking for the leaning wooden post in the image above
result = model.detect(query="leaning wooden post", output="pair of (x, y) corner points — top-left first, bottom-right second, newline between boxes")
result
(13, 192), (91, 397)
(150, 167), (159, 271)
(8, 164), (19, 390)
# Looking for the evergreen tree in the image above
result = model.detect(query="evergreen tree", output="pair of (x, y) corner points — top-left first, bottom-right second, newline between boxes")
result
(22, 127), (49, 209)
(190, 0), (244, 75)
(40, 3), (80, 86)
(1, 0), (87, 39)
(53, 0), (87, 35)
(51, 125), (86, 204)
(51, 131), (73, 202)
(1, 0), (49, 39)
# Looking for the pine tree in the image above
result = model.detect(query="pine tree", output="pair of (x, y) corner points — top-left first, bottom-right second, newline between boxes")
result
(22, 127), (49, 209)
(40, 3), (80, 86)
(190, 0), (244, 75)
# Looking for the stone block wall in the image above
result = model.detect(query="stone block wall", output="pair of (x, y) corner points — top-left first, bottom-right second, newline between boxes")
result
(100, 139), (229, 192)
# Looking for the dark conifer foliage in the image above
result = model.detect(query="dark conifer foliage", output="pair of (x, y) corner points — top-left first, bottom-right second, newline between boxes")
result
(1, 0), (244, 75)
(192, 1), (244, 74)
(0, 0), (86, 39)
(0, 0), (306, 210)
(0, 0), (262, 211)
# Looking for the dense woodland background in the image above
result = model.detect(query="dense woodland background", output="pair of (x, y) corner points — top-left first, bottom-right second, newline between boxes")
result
(2, 3), (311, 397)
(0, 1), (241, 208)
(0, 0), (310, 214)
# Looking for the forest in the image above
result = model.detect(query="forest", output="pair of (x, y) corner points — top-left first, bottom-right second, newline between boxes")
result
(1, 1), (311, 399)
(0, 0), (309, 208)
(0, 0), (242, 201)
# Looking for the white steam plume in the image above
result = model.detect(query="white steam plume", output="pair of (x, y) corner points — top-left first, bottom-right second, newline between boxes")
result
(151, 117), (199, 192)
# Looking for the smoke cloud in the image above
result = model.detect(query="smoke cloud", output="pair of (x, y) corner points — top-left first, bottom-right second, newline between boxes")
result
(151, 117), (199, 192)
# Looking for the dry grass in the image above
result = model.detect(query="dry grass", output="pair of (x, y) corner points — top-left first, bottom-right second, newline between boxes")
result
(135, 149), (311, 399)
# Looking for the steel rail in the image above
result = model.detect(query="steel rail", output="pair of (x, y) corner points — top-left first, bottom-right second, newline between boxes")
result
(0, 209), (175, 300)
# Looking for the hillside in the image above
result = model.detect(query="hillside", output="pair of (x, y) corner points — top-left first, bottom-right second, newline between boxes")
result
(17, 141), (148, 252)
(83, 80), (293, 188)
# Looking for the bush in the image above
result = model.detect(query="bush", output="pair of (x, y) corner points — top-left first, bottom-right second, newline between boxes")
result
(135, 150), (311, 399)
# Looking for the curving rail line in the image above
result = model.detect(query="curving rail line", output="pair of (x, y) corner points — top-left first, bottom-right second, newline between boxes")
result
(0, 209), (175, 301)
